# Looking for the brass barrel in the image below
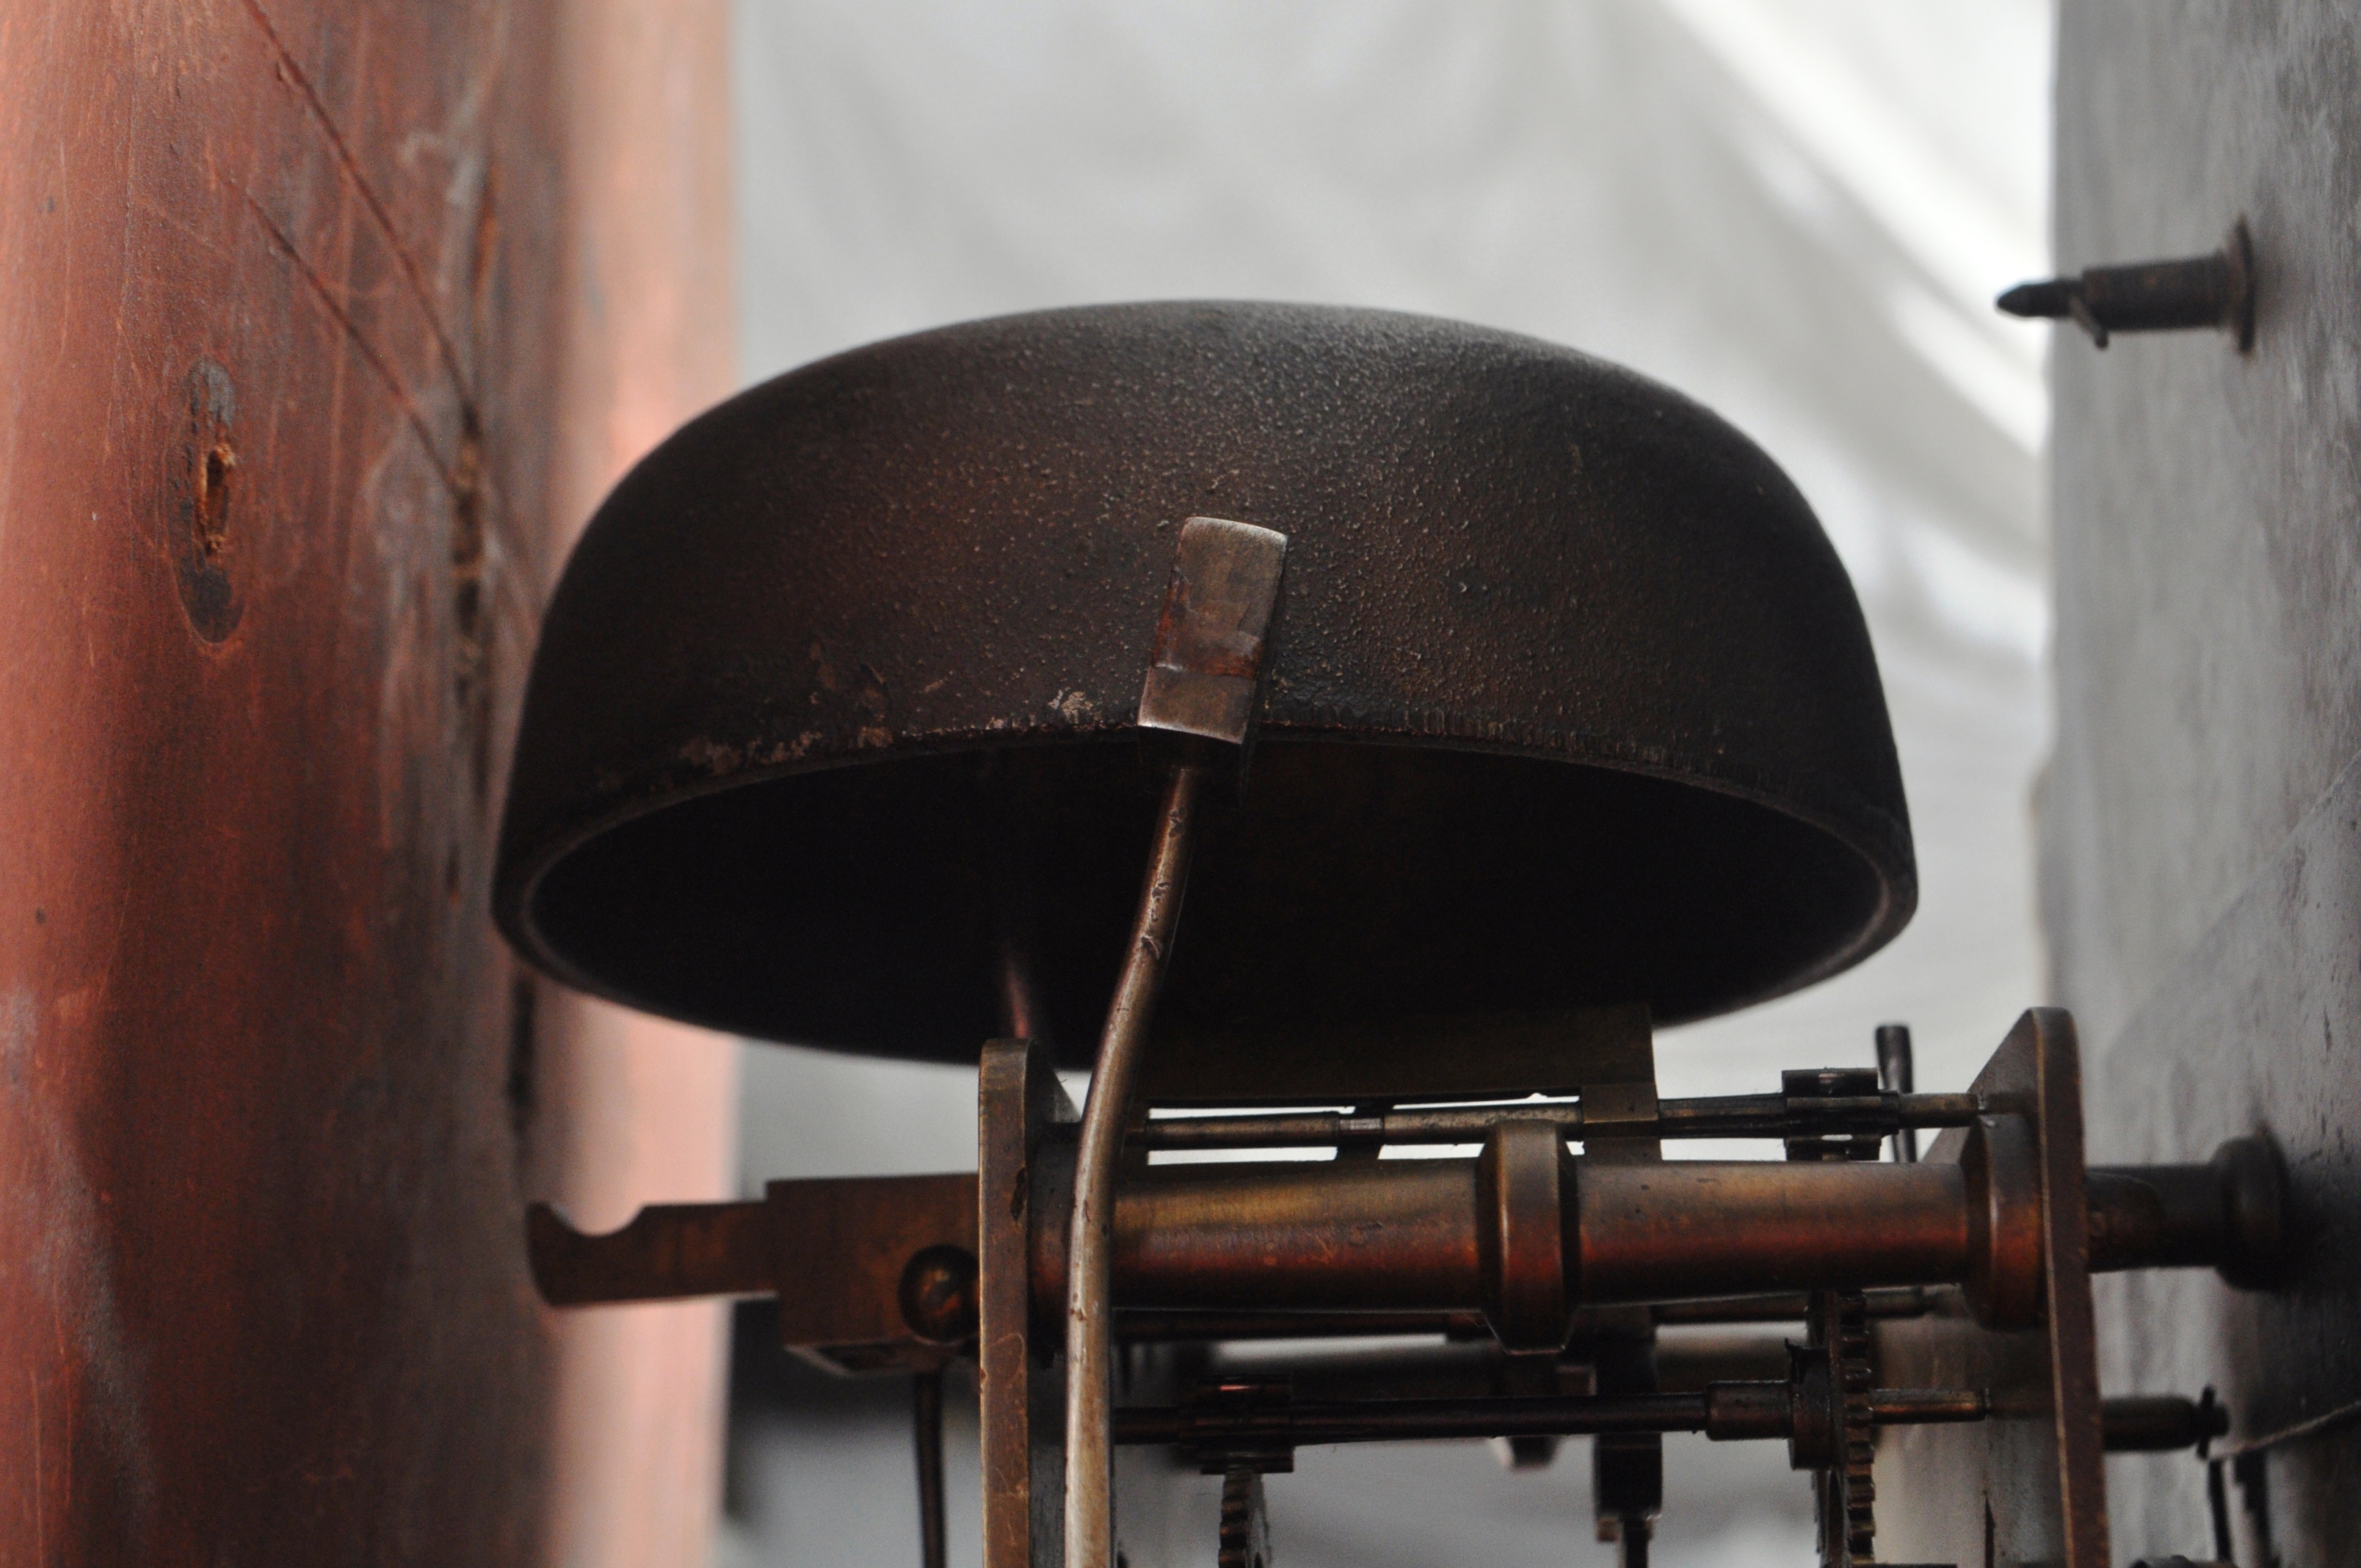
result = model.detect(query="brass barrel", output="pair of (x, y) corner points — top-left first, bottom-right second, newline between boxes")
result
(1034, 1136), (2003, 1335)
(1572, 1161), (1975, 1303)
(1106, 1158), (1485, 1312)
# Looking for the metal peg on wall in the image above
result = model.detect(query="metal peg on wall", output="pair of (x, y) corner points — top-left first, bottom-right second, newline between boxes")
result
(1997, 219), (2254, 350)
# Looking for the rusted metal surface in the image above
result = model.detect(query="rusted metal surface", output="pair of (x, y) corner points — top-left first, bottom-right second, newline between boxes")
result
(493, 302), (1917, 1066)
(0, 2), (732, 1563)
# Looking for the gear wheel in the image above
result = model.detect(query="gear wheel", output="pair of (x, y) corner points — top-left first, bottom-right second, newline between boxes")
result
(1806, 1289), (1878, 1567)
(1217, 1467), (1273, 1568)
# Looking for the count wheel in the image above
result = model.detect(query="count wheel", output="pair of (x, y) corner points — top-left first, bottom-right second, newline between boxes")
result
(1807, 1289), (1877, 1567)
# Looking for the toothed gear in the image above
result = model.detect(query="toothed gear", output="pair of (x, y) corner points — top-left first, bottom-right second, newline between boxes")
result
(1807, 1289), (1877, 1567)
(1217, 1467), (1273, 1568)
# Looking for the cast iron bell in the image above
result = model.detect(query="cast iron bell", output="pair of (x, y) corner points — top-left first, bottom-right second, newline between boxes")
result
(493, 301), (1913, 1072)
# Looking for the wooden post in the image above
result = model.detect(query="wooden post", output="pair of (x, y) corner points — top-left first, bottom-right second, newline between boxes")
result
(0, 1), (736, 1562)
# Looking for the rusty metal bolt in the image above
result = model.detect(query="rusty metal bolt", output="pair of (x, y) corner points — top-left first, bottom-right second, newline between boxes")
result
(898, 1244), (980, 1345)
(1997, 219), (2255, 351)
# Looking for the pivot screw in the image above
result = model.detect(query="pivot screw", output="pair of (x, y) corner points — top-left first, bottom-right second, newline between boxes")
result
(898, 1244), (979, 1344)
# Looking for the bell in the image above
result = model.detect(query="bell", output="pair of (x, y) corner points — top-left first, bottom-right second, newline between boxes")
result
(500, 302), (2281, 1568)
(494, 301), (1913, 1084)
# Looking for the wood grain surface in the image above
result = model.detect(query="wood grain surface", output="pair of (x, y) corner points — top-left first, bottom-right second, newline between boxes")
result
(0, 2), (734, 1562)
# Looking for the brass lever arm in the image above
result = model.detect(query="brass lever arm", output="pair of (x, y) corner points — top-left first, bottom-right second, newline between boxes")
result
(526, 1172), (979, 1370)
(527, 1198), (775, 1305)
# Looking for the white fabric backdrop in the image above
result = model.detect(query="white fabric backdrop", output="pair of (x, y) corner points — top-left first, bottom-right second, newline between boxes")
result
(722, 4), (2053, 1563)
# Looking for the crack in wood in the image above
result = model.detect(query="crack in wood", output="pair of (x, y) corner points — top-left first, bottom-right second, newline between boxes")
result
(240, 0), (478, 409)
